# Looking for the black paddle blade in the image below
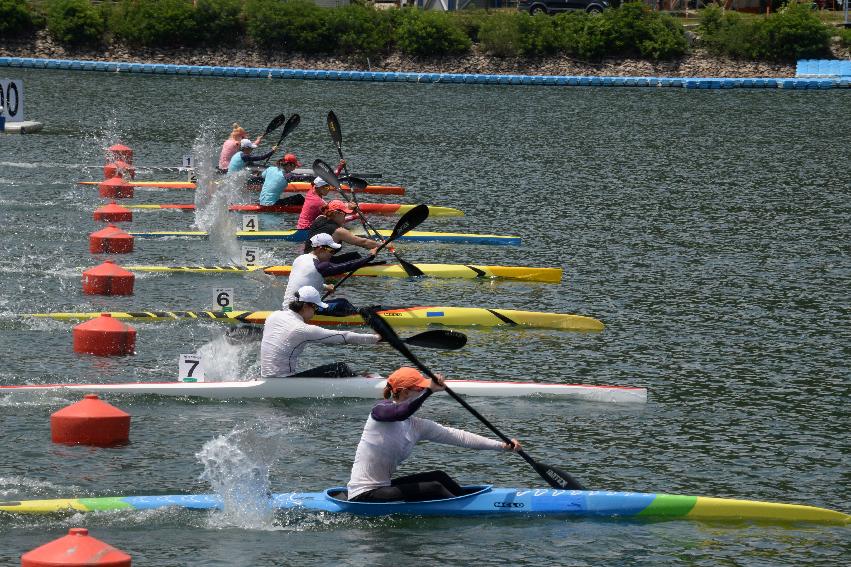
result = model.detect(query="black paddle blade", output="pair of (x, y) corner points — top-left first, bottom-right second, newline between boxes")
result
(403, 330), (467, 350)
(346, 176), (368, 193)
(312, 159), (341, 191)
(530, 460), (586, 490)
(327, 111), (343, 148)
(264, 113), (287, 136)
(360, 307), (434, 377)
(280, 113), (300, 141)
(390, 204), (429, 240)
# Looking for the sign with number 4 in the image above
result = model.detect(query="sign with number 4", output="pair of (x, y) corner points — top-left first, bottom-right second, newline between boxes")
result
(215, 287), (234, 312)
(178, 354), (205, 383)
(242, 214), (259, 232)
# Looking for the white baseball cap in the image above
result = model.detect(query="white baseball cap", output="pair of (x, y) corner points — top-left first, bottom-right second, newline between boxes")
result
(295, 286), (329, 309)
(309, 233), (341, 249)
(240, 139), (257, 149)
(313, 176), (329, 189)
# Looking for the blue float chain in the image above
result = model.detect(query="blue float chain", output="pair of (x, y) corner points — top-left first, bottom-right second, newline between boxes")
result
(0, 56), (848, 90)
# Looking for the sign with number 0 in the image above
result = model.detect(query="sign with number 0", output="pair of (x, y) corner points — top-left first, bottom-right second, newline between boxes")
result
(242, 246), (259, 266)
(215, 288), (234, 312)
(0, 80), (24, 123)
(178, 354), (205, 382)
(242, 214), (259, 232)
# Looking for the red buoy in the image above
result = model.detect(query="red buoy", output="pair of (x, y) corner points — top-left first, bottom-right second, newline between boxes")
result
(98, 178), (134, 199)
(82, 261), (135, 296)
(103, 160), (136, 180)
(93, 201), (132, 223)
(51, 395), (131, 446)
(72, 314), (136, 356)
(89, 224), (134, 254)
(106, 143), (133, 165)
(21, 527), (131, 566)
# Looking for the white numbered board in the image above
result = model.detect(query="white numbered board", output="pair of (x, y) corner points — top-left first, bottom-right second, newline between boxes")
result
(178, 354), (205, 382)
(0, 80), (25, 123)
(214, 287), (234, 312)
(242, 214), (259, 232)
(241, 245), (259, 266)
(182, 154), (194, 168)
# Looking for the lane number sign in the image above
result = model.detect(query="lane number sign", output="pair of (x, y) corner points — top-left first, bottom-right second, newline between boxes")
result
(215, 287), (234, 312)
(179, 354), (205, 382)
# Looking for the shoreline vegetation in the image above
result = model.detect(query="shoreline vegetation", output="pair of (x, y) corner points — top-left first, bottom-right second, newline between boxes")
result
(1, 1), (849, 79)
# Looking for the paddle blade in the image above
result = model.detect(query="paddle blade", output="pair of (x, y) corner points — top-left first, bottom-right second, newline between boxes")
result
(346, 176), (369, 194)
(264, 113), (287, 136)
(529, 459), (586, 490)
(404, 330), (467, 350)
(360, 307), (436, 379)
(327, 111), (343, 148)
(389, 204), (429, 241)
(281, 113), (300, 141)
(312, 159), (342, 191)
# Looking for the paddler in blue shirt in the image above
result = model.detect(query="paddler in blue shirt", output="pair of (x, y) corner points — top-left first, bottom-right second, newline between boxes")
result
(259, 154), (306, 207)
(228, 138), (277, 174)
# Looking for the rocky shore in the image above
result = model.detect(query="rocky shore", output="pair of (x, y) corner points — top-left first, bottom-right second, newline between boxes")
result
(4, 29), (844, 79)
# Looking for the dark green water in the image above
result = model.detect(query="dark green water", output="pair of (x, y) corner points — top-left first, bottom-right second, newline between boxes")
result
(0, 69), (849, 565)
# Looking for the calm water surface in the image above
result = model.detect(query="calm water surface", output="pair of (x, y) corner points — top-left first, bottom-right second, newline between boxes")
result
(0, 69), (849, 565)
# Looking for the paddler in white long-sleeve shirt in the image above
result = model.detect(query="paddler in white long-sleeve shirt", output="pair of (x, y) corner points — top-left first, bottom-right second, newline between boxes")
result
(346, 367), (521, 502)
(260, 285), (381, 379)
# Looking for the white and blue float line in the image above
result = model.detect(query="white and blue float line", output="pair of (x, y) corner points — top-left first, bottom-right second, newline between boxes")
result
(1, 56), (849, 90)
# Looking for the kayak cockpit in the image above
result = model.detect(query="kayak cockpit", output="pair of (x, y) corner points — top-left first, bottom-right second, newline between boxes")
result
(325, 485), (493, 508)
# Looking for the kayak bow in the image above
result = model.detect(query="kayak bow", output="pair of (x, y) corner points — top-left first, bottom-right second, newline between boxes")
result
(124, 263), (563, 283)
(0, 377), (645, 403)
(28, 306), (604, 331)
(79, 180), (405, 195)
(128, 203), (464, 217)
(2, 486), (847, 525)
(128, 229), (521, 246)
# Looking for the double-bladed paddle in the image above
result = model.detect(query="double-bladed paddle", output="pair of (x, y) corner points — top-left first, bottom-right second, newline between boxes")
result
(312, 159), (426, 278)
(262, 113), (287, 137)
(264, 113), (301, 166)
(325, 112), (425, 278)
(360, 307), (586, 491)
(320, 200), (429, 299)
(225, 325), (465, 350)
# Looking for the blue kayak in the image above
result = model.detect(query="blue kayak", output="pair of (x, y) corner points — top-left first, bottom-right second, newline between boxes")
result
(2, 486), (848, 525)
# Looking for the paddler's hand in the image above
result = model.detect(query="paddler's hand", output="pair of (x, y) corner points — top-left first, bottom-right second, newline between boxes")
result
(323, 284), (334, 292)
(367, 247), (380, 257)
(503, 439), (522, 452)
(428, 374), (446, 392)
(272, 144), (279, 152)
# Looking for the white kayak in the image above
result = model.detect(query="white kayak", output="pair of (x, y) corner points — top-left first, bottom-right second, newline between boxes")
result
(0, 377), (647, 403)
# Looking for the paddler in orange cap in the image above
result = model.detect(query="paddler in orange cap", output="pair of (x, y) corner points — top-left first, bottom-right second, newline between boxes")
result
(345, 367), (521, 503)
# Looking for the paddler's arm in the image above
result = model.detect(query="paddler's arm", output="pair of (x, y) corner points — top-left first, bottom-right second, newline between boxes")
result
(372, 389), (433, 422)
(333, 227), (383, 250)
(314, 249), (379, 278)
(243, 146), (278, 163)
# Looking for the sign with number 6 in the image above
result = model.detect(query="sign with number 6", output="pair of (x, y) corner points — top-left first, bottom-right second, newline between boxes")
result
(215, 287), (234, 312)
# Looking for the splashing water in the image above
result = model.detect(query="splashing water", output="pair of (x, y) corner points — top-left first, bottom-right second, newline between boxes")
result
(196, 424), (288, 530)
(195, 333), (260, 382)
(191, 125), (248, 263)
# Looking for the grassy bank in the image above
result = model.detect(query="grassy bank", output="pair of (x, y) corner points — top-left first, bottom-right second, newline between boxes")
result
(2, 0), (849, 63)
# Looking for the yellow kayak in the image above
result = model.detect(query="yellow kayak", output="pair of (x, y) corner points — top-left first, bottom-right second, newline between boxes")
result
(28, 306), (603, 332)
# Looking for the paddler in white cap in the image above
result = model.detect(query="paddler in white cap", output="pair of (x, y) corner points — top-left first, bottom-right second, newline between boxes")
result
(260, 285), (381, 378)
(283, 233), (382, 317)
(228, 138), (277, 174)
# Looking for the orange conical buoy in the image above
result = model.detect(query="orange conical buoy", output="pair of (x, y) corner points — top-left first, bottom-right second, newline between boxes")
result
(89, 224), (133, 254)
(93, 201), (132, 223)
(72, 314), (136, 356)
(21, 527), (131, 566)
(50, 395), (130, 446)
(106, 143), (133, 165)
(103, 160), (136, 180)
(82, 261), (135, 296)
(98, 177), (134, 199)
